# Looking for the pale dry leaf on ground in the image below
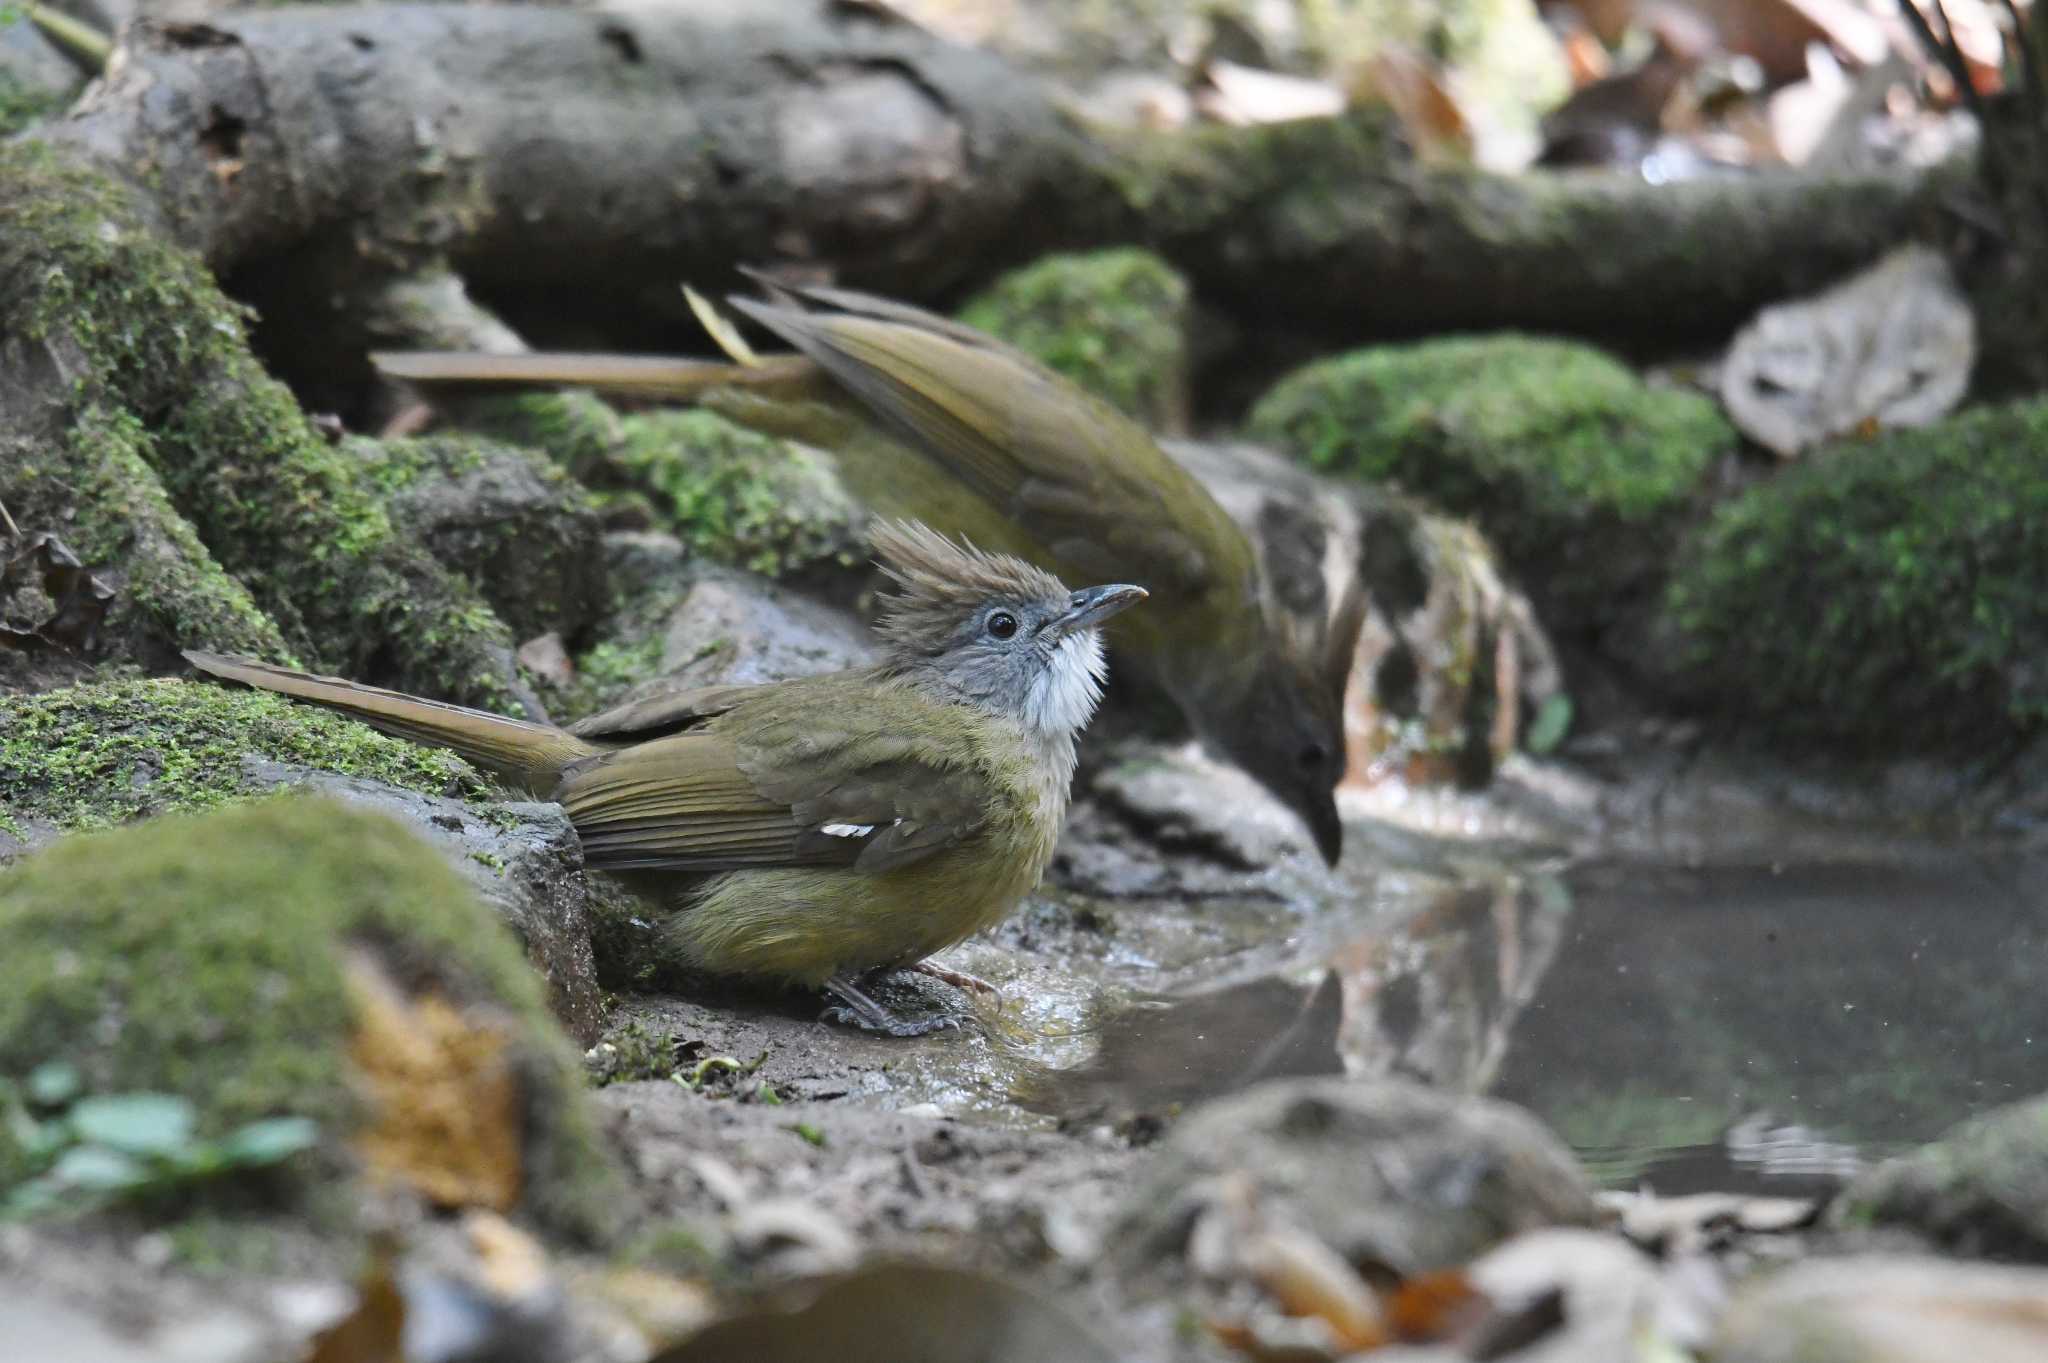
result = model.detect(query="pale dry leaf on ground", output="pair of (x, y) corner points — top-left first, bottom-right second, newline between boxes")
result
(1718, 243), (1973, 456)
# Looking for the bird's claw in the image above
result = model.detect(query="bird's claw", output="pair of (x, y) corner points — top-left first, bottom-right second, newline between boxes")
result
(819, 1005), (965, 1039)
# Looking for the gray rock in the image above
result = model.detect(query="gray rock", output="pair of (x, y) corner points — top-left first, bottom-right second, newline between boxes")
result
(241, 760), (603, 1044)
(1109, 1076), (1599, 1283)
(652, 566), (876, 688)
(0, 15), (82, 132)
(1831, 1094), (2048, 1259)
(356, 434), (606, 641)
(1087, 744), (1315, 871)
(1711, 1256), (2048, 1363)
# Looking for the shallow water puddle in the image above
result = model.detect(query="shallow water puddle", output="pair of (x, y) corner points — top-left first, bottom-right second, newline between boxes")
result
(1031, 828), (2048, 1194)
(1489, 854), (2048, 1191)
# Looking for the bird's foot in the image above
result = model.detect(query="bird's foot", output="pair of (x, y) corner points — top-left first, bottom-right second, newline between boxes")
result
(819, 1005), (964, 1038)
(906, 959), (1002, 1000)
(821, 974), (968, 1038)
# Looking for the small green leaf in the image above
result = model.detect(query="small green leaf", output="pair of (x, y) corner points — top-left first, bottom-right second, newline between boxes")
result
(754, 1083), (783, 1107)
(219, 1117), (319, 1166)
(50, 1144), (148, 1191)
(69, 1093), (195, 1156)
(783, 1122), (826, 1148)
(1524, 693), (1574, 755)
(26, 1062), (81, 1108)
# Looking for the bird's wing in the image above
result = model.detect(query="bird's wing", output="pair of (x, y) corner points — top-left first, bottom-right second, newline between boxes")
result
(556, 687), (994, 875)
(567, 683), (760, 742)
(727, 295), (1253, 603)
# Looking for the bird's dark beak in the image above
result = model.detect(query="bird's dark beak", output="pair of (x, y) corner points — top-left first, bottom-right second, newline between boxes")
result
(1050, 583), (1147, 639)
(1305, 792), (1343, 867)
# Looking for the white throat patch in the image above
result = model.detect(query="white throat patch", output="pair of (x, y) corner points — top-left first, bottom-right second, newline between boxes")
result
(1023, 628), (1108, 737)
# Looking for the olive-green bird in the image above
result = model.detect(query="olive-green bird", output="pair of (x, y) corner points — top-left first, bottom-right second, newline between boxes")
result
(185, 521), (1145, 1036)
(373, 282), (1362, 864)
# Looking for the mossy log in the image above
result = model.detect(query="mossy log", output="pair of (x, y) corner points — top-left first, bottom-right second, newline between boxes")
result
(0, 143), (594, 710)
(25, 0), (1949, 370)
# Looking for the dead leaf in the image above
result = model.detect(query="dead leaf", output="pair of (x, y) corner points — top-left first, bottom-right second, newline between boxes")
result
(1242, 1226), (1387, 1351)
(516, 632), (574, 687)
(345, 951), (524, 1212)
(1353, 48), (1473, 162)
(304, 1252), (406, 1363)
(0, 531), (116, 653)
(465, 1210), (550, 1299)
(1719, 244), (1974, 457)
(1194, 60), (1348, 126)
(650, 1263), (1117, 1363)
(1388, 1268), (1488, 1342)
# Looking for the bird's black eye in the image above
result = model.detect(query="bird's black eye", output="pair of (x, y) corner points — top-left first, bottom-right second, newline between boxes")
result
(987, 611), (1018, 640)
(1298, 742), (1327, 770)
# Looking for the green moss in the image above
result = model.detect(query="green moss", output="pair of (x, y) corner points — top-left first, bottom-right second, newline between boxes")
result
(39, 408), (289, 659)
(457, 391), (624, 483)
(0, 70), (72, 138)
(1248, 334), (1732, 631)
(613, 410), (862, 577)
(0, 797), (621, 1238)
(1662, 400), (2048, 750)
(1832, 1095), (2048, 1255)
(0, 141), (519, 708)
(958, 249), (1190, 428)
(0, 678), (490, 832)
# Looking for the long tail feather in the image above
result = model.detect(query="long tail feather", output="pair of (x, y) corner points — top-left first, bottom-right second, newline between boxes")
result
(370, 350), (810, 402)
(183, 651), (597, 789)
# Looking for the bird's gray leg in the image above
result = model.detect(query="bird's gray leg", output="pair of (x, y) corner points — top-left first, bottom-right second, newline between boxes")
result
(820, 974), (965, 1039)
(906, 959), (1002, 1000)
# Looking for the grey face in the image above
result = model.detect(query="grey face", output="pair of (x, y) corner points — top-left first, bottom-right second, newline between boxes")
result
(926, 585), (1146, 736)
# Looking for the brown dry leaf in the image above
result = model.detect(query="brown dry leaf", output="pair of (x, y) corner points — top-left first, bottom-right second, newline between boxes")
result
(1561, 25), (1614, 87)
(0, 530), (116, 653)
(1242, 1226), (1387, 1351)
(304, 1253), (406, 1363)
(1352, 49), (1473, 162)
(516, 631), (574, 687)
(346, 951), (524, 1212)
(1389, 1267), (1489, 1343)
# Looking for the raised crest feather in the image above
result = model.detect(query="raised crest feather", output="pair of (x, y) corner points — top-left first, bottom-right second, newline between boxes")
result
(869, 519), (1068, 649)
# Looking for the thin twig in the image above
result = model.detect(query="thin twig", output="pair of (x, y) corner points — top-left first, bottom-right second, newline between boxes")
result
(0, 497), (19, 542)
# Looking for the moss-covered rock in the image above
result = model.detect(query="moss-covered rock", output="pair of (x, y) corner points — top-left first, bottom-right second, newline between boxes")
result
(1831, 1094), (2048, 1259)
(1247, 335), (1734, 636)
(1660, 401), (2048, 751)
(0, 680), (609, 1043)
(350, 432), (606, 640)
(611, 410), (864, 579)
(0, 679), (487, 838)
(958, 249), (1191, 430)
(0, 70), (70, 139)
(0, 797), (622, 1243)
(0, 141), (528, 709)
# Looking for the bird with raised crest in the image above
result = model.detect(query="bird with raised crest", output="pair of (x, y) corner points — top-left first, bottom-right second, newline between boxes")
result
(373, 279), (1362, 865)
(185, 520), (1145, 1037)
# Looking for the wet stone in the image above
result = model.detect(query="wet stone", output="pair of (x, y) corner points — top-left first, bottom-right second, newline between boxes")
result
(1108, 1076), (1600, 1286)
(1831, 1094), (2048, 1260)
(1711, 1256), (2048, 1363)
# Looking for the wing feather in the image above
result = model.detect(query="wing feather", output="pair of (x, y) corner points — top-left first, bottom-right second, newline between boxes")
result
(555, 680), (999, 876)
